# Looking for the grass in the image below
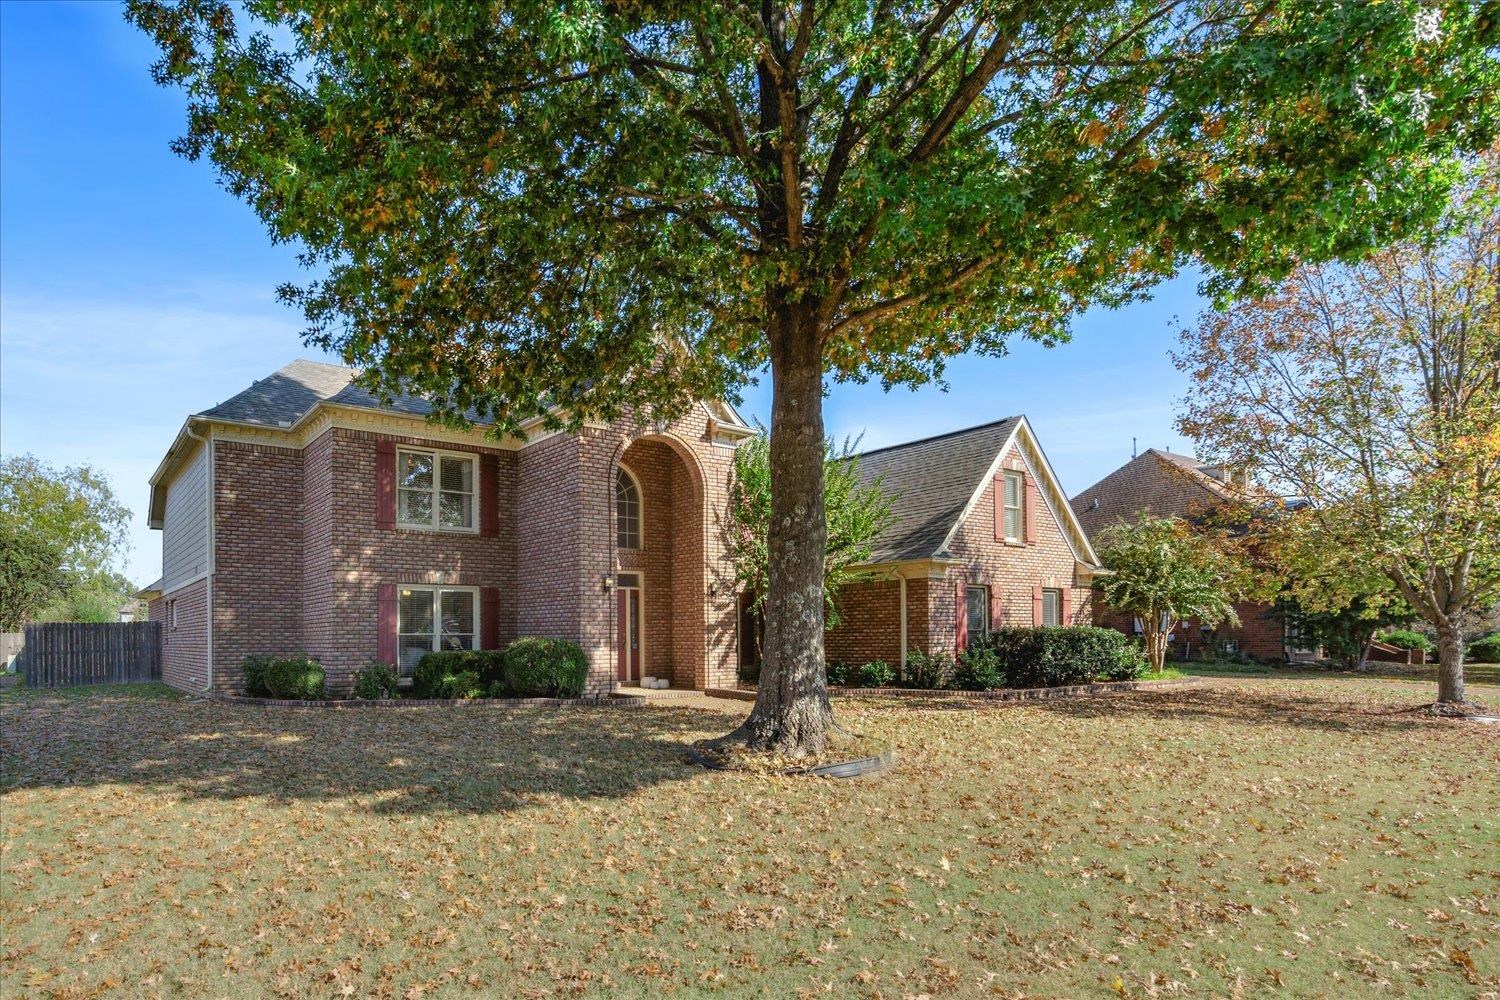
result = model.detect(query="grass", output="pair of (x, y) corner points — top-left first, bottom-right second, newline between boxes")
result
(2, 676), (1496, 998)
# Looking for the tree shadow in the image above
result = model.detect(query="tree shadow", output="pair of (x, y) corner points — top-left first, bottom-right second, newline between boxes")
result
(0, 689), (744, 816)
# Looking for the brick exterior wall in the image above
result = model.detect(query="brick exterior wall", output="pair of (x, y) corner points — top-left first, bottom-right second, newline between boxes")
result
(151, 577), (207, 691)
(1070, 451), (1287, 661)
(167, 403), (741, 696)
(825, 439), (1092, 669)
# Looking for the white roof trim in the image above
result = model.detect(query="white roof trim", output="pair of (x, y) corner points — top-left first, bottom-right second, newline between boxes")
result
(935, 417), (1101, 568)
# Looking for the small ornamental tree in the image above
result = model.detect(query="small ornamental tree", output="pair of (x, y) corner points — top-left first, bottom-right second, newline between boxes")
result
(131, 1), (1498, 755)
(727, 431), (892, 663)
(1095, 512), (1246, 670)
(1176, 160), (1500, 709)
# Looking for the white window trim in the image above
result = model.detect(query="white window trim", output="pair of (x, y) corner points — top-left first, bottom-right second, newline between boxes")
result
(1002, 470), (1024, 542)
(396, 447), (481, 534)
(616, 465), (644, 551)
(396, 584), (482, 670)
(1041, 587), (1062, 627)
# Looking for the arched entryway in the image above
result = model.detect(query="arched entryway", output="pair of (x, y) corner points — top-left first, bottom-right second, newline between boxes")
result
(612, 435), (707, 689)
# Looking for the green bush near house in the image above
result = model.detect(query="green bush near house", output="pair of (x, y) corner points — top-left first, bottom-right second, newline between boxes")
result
(902, 648), (953, 689)
(412, 651), (482, 699)
(856, 660), (894, 687)
(824, 660), (852, 686)
(987, 626), (1142, 689)
(952, 644), (1002, 691)
(260, 657), (326, 700)
(502, 638), (588, 698)
(475, 650), (508, 693)
(350, 662), (399, 700)
(1380, 628), (1433, 652)
(1466, 633), (1500, 663)
(241, 655), (274, 697)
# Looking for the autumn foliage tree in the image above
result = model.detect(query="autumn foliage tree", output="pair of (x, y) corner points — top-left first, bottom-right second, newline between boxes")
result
(1177, 161), (1500, 709)
(131, 0), (1498, 754)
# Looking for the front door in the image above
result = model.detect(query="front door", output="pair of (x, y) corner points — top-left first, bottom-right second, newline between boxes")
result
(616, 581), (642, 682)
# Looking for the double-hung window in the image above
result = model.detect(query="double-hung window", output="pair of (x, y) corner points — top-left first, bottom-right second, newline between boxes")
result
(397, 449), (476, 531)
(1041, 588), (1062, 627)
(1001, 471), (1024, 541)
(396, 586), (478, 674)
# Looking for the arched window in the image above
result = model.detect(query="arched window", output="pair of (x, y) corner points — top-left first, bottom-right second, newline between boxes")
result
(616, 467), (642, 549)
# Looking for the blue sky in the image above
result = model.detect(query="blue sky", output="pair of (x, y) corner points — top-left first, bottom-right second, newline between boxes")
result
(1, 1), (1201, 588)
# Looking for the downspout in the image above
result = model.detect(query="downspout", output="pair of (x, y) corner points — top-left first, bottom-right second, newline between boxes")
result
(185, 421), (214, 693)
(897, 569), (909, 672)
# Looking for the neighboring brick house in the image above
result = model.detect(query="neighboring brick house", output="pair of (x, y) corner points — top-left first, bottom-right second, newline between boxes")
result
(820, 417), (1105, 671)
(146, 359), (755, 696)
(1069, 449), (1293, 661)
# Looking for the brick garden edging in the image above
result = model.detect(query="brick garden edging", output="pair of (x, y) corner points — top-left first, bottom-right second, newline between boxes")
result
(210, 693), (648, 709)
(704, 676), (1203, 704)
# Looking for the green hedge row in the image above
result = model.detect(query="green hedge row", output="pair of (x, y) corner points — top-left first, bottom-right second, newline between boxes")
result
(407, 638), (588, 700)
(242, 655), (327, 700)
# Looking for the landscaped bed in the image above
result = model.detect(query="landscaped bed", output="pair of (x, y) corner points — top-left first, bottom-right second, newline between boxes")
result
(3, 674), (1495, 997)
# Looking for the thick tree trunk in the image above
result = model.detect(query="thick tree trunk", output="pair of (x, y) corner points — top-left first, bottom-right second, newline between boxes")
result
(1434, 620), (1466, 706)
(716, 308), (840, 756)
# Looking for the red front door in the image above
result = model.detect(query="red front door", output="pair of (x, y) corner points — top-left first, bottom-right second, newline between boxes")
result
(616, 586), (642, 682)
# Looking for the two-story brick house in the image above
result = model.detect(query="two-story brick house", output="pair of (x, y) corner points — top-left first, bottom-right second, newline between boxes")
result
(820, 417), (1105, 671)
(145, 359), (756, 695)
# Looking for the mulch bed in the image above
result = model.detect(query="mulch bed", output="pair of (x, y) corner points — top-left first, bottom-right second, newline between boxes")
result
(211, 692), (648, 709)
(704, 677), (1204, 704)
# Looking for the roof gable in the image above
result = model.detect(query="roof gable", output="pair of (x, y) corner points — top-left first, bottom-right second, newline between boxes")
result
(851, 416), (1098, 567)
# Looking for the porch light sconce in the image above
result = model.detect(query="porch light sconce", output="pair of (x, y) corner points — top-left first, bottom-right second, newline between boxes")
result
(601, 575), (614, 594)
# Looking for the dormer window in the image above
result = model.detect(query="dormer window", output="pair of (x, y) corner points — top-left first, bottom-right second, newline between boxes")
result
(616, 467), (642, 549)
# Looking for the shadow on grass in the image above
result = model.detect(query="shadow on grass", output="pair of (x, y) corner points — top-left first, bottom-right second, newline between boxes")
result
(0, 686), (742, 815)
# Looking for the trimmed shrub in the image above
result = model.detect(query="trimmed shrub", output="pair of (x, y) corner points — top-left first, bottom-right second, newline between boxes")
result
(241, 655), (274, 697)
(1098, 642), (1148, 682)
(261, 656), (326, 700)
(987, 626), (1139, 689)
(475, 649), (509, 694)
(952, 644), (1002, 691)
(350, 662), (399, 700)
(1467, 633), (1500, 663)
(1381, 628), (1433, 652)
(903, 648), (953, 689)
(437, 669), (483, 700)
(825, 660), (852, 686)
(412, 650), (480, 699)
(856, 660), (895, 687)
(503, 638), (589, 698)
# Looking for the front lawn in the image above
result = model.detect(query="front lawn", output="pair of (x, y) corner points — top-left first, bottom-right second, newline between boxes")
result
(2, 677), (1495, 997)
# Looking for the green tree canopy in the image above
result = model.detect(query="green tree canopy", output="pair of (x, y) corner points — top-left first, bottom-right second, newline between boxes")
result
(1095, 511), (1248, 670)
(131, 0), (1499, 754)
(0, 454), (132, 585)
(0, 521), (67, 632)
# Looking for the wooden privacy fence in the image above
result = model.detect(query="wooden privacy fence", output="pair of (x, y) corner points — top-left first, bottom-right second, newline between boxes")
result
(19, 622), (162, 688)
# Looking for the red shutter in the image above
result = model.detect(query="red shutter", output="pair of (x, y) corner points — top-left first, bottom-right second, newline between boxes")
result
(990, 589), (1003, 632)
(1024, 473), (1039, 544)
(377, 584), (397, 664)
(955, 579), (968, 654)
(1032, 585), (1044, 626)
(376, 440), (396, 529)
(480, 454), (499, 537)
(993, 474), (1005, 541)
(1060, 587), (1072, 626)
(481, 587), (500, 649)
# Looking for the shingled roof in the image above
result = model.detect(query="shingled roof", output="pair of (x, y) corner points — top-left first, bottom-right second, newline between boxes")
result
(200, 359), (449, 426)
(852, 417), (1023, 563)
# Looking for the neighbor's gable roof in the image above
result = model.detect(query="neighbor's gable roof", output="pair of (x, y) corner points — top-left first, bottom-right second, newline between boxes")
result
(852, 416), (1100, 568)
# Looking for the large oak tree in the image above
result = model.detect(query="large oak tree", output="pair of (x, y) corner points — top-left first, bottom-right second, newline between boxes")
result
(131, 0), (1497, 753)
